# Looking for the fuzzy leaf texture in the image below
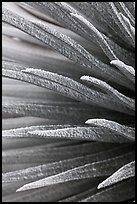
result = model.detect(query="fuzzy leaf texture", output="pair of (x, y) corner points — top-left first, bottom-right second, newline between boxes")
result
(2, 2), (135, 202)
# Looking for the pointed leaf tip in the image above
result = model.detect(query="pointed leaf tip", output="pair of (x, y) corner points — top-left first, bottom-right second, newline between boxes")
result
(98, 161), (135, 189)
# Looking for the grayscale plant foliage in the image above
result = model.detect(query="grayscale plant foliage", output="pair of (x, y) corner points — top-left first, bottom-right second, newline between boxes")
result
(2, 2), (135, 202)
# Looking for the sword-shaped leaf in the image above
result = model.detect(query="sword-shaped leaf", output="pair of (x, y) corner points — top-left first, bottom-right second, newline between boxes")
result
(98, 161), (135, 189)
(16, 152), (134, 192)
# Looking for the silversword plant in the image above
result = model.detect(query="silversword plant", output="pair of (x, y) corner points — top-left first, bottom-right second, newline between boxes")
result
(2, 2), (135, 202)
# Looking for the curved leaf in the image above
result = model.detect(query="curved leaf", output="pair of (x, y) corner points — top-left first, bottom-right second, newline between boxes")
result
(98, 161), (135, 189)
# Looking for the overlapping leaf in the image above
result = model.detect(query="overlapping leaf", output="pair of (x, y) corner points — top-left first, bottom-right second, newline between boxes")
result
(2, 2), (135, 202)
